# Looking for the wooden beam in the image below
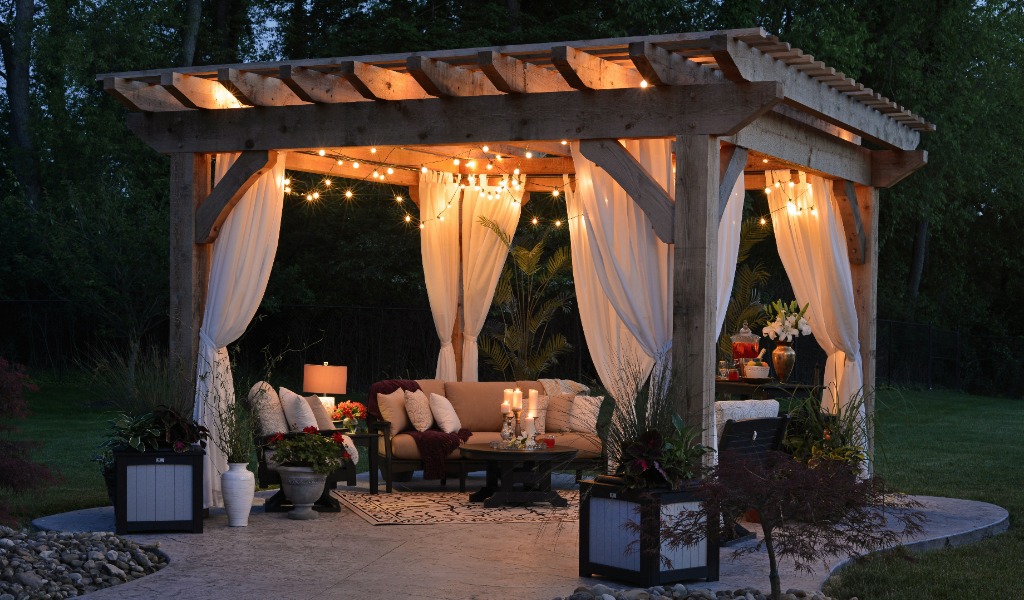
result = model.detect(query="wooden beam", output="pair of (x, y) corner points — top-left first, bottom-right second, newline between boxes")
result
(576, 139), (674, 244)
(217, 68), (306, 107)
(406, 56), (501, 97)
(195, 151), (278, 243)
(717, 36), (921, 150)
(718, 145), (748, 219)
(871, 149), (928, 188)
(551, 45), (646, 90)
(337, 61), (432, 101)
(727, 111), (872, 185)
(708, 34), (745, 81)
(629, 41), (721, 86)
(103, 77), (191, 112)
(832, 180), (867, 265)
(278, 65), (368, 104)
(477, 51), (574, 94)
(128, 82), (784, 153)
(160, 72), (243, 110)
(672, 135), (719, 439)
(849, 184), (879, 465)
(169, 153), (211, 405)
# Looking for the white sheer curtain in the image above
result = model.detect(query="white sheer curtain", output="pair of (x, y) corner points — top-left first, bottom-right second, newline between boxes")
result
(461, 175), (524, 382)
(767, 170), (863, 413)
(194, 152), (285, 508)
(420, 170), (461, 381)
(570, 140), (674, 372)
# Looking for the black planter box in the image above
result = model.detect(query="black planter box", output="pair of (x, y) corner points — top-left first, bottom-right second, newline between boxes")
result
(579, 479), (718, 586)
(114, 448), (204, 535)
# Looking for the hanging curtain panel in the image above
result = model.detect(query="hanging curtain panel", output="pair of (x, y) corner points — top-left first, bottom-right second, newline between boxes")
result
(419, 170), (461, 382)
(460, 175), (524, 382)
(767, 170), (863, 413)
(194, 152), (285, 509)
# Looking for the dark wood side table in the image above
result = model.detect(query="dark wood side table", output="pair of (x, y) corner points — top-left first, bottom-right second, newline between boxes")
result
(715, 380), (813, 400)
(459, 443), (578, 508)
(337, 430), (389, 494)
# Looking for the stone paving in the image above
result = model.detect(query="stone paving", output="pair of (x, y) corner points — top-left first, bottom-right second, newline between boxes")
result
(31, 473), (1008, 600)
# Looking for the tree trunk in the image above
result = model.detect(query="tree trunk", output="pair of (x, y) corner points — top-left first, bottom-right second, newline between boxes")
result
(0, 0), (43, 211)
(505, 0), (521, 33)
(763, 527), (782, 600)
(908, 218), (929, 308)
(181, 0), (203, 67)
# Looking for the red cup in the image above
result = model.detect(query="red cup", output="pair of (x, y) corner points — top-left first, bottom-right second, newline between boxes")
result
(727, 369), (740, 381)
(543, 437), (555, 448)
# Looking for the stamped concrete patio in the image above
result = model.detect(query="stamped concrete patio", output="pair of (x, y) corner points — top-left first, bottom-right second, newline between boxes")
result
(33, 473), (1008, 600)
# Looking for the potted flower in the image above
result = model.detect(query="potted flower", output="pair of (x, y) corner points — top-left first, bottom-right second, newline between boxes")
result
(268, 426), (357, 520)
(578, 364), (718, 586)
(761, 299), (812, 383)
(96, 405), (209, 534)
(331, 400), (368, 432)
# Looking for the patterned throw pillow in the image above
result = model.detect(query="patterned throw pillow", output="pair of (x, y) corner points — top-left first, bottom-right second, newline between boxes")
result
(532, 394), (552, 434)
(404, 389), (435, 432)
(248, 381), (288, 437)
(568, 395), (603, 435)
(543, 393), (575, 432)
(428, 392), (462, 434)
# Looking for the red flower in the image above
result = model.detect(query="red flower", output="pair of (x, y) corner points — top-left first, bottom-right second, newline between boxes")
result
(303, 426), (319, 434)
(341, 450), (351, 461)
(332, 432), (346, 445)
(269, 432), (285, 444)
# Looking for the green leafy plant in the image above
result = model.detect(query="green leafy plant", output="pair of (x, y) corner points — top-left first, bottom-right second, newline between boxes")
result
(477, 215), (573, 380)
(784, 386), (869, 471)
(268, 427), (353, 475)
(215, 400), (258, 464)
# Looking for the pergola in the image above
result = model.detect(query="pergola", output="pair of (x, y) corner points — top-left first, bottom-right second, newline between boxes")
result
(98, 27), (930, 458)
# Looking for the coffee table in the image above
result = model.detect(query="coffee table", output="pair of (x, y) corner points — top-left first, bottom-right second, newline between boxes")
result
(459, 443), (578, 508)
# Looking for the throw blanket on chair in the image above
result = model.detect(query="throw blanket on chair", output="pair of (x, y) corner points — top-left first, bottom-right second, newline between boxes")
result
(366, 379), (472, 479)
(407, 428), (473, 479)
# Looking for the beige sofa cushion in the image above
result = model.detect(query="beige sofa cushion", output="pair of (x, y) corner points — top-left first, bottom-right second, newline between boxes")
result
(390, 431), (495, 460)
(548, 432), (603, 459)
(544, 393), (575, 432)
(378, 388), (411, 434)
(415, 379), (447, 399)
(280, 387), (318, 431)
(569, 395), (603, 434)
(443, 381), (513, 432)
(515, 381), (545, 395)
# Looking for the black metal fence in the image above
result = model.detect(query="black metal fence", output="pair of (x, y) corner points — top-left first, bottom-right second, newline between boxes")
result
(3, 298), (1018, 397)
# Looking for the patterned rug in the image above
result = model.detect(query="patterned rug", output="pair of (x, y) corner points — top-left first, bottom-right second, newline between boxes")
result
(333, 489), (580, 525)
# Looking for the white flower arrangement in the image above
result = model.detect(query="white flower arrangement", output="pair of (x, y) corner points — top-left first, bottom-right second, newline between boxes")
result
(762, 299), (812, 342)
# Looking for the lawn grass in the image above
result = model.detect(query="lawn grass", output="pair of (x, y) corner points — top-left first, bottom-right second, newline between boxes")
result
(0, 371), (370, 527)
(823, 388), (1024, 598)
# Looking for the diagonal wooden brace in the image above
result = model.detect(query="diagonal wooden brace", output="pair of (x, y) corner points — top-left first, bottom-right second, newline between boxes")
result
(195, 150), (278, 243)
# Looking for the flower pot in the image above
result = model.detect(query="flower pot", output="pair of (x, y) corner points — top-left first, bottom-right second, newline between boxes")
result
(277, 466), (328, 520)
(772, 342), (796, 383)
(222, 462), (256, 527)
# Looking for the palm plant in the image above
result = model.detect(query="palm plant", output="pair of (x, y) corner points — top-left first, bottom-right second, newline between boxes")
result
(718, 216), (773, 360)
(477, 216), (574, 380)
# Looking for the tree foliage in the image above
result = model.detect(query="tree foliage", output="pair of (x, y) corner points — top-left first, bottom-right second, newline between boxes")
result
(0, 358), (53, 525)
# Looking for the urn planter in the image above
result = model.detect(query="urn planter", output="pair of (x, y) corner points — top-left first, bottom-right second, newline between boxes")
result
(579, 478), (718, 586)
(277, 466), (329, 520)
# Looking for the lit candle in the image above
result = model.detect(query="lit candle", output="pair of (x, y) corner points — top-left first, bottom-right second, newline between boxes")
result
(525, 416), (536, 436)
(503, 388), (513, 404)
(501, 401), (511, 414)
(512, 388), (523, 410)
(528, 389), (538, 412)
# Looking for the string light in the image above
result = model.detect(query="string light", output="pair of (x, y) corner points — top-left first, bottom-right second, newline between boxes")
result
(561, 140), (568, 145)
(405, 215), (412, 222)
(552, 189), (560, 197)
(513, 168), (520, 175)
(419, 223), (425, 229)
(395, 195), (403, 203)
(387, 167), (394, 175)
(344, 190), (353, 199)
(640, 80), (649, 88)
(453, 158), (460, 166)
(482, 145), (489, 153)
(466, 160), (476, 169)
(760, 217), (767, 225)
(764, 186), (772, 195)
(305, 193), (313, 202)
(284, 186), (291, 193)
(311, 192), (319, 199)
(554, 220), (562, 227)
(318, 149), (326, 156)
(284, 178), (291, 185)
(421, 166), (428, 173)
(532, 217), (539, 225)
(525, 151), (533, 159)
(337, 159), (344, 166)
(352, 162), (359, 169)
(486, 162), (493, 170)
(370, 147), (377, 154)
(323, 179), (331, 186)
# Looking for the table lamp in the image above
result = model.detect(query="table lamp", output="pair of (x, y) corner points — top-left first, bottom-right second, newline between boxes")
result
(303, 362), (347, 412)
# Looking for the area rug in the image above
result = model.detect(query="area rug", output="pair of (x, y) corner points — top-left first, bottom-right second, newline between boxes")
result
(333, 490), (579, 525)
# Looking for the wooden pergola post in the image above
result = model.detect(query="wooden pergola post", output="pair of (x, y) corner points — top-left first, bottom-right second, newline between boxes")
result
(850, 185), (879, 459)
(672, 135), (720, 436)
(169, 153), (211, 403)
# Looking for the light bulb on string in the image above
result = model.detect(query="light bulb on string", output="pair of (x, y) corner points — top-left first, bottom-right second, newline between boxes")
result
(352, 162), (359, 169)
(513, 168), (520, 175)
(387, 167), (394, 175)
(284, 186), (291, 193)
(311, 192), (319, 199)
(525, 151), (533, 159)
(453, 158), (460, 166)
(404, 215), (412, 223)
(788, 181), (795, 188)
(552, 189), (560, 197)
(337, 159), (344, 166)
(439, 215), (445, 222)
(345, 190), (353, 199)
(324, 179), (332, 186)
(774, 181), (781, 188)
(764, 187), (772, 195)
(787, 201), (797, 215)
(811, 208), (818, 216)
(531, 217), (539, 225)
(370, 147), (377, 154)
(419, 223), (425, 229)
(421, 166), (428, 173)
(395, 195), (403, 203)
(372, 170), (379, 179)
(284, 178), (291, 185)
(486, 162), (493, 170)
(561, 140), (568, 145)
(305, 194), (313, 202)
(760, 217), (767, 225)
(467, 160), (476, 169)
(318, 149), (325, 156)
(640, 79), (649, 88)
(482, 145), (489, 153)
(554, 220), (562, 227)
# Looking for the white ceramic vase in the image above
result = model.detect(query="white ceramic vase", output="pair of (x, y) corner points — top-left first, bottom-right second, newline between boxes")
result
(222, 462), (256, 527)
(277, 465), (328, 520)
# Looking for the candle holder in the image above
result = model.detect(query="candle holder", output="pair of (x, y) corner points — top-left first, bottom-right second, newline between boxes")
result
(512, 408), (523, 438)
(500, 413), (515, 441)
(525, 431), (537, 450)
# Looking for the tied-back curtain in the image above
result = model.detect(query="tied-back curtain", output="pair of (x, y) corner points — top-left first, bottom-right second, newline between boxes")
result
(194, 152), (285, 509)
(569, 140), (674, 371)
(419, 170), (461, 381)
(767, 170), (863, 413)
(565, 176), (652, 405)
(461, 175), (524, 382)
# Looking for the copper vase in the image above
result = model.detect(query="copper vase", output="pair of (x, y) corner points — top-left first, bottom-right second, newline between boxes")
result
(772, 341), (796, 383)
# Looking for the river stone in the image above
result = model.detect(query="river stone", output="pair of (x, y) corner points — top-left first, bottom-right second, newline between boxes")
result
(15, 570), (46, 589)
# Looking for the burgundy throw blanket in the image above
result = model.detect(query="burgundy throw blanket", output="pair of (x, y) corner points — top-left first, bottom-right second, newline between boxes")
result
(366, 379), (473, 480)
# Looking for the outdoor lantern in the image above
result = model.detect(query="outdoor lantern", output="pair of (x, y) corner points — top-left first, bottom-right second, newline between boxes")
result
(303, 362), (347, 411)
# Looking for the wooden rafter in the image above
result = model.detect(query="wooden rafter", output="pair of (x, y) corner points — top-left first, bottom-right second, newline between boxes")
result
(406, 56), (502, 97)
(218, 68), (307, 107)
(577, 139), (674, 244)
(160, 72), (243, 110)
(832, 180), (867, 265)
(337, 61), (432, 101)
(278, 65), (369, 104)
(195, 151), (278, 243)
(871, 149), (928, 188)
(103, 77), (190, 112)
(551, 45), (645, 90)
(127, 83), (784, 154)
(477, 51), (573, 94)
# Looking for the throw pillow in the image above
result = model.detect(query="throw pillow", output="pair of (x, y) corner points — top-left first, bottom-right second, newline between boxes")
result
(569, 394), (603, 435)
(305, 394), (335, 430)
(279, 387), (319, 431)
(428, 392), (462, 434)
(377, 388), (411, 433)
(532, 394), (552, 434)
(404, 389), (434, 432)
(543, 393), (575, 432)
(248, 381), (288, 437)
